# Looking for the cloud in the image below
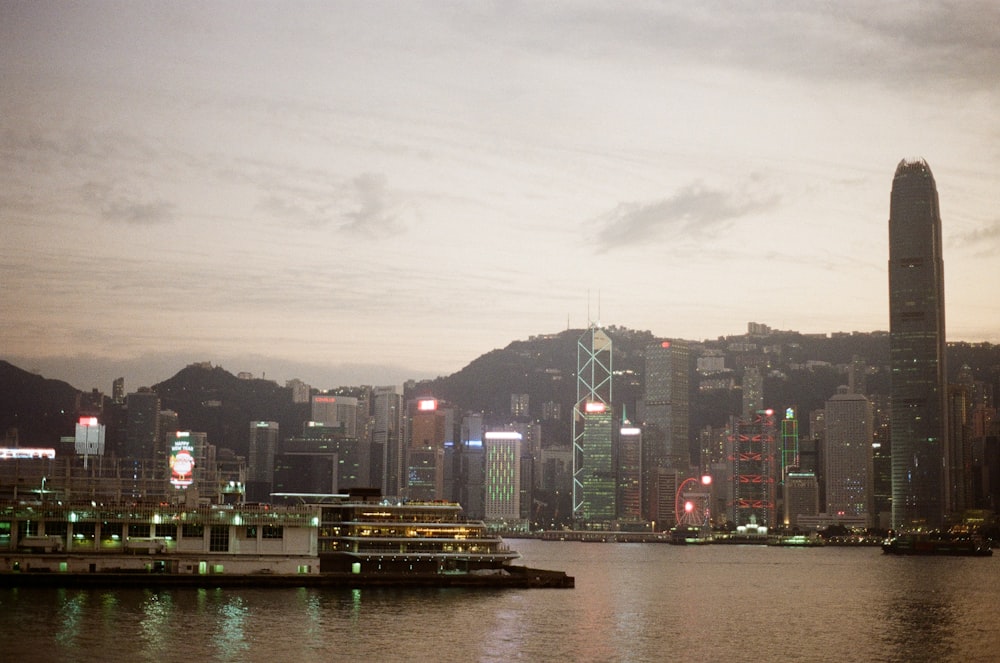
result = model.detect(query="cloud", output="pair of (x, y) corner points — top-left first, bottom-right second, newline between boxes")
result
(951, 220), (1000, 257)
(342, 172), (400, 236)
(593, 183), (780, 251)
(80, 181), (175, 225)
(257, 171), (403, 237)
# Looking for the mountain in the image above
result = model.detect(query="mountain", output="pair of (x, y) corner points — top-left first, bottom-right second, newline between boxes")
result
(151, 363), (309, 458)
(0, 360), (81, 446)
(2, 328), (999, 456)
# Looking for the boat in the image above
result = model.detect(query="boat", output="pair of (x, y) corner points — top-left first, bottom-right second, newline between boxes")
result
(668, 525), (714, 545)
(0, 492), (573, 587)
(315, 495), (523, 575)
(768, 534), (825, 547)
(881, 531), (993, 557)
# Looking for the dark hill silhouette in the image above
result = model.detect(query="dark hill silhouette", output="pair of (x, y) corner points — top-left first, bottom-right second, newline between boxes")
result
(0, 360), (80, 446)
(2, 330), (998, 459)
(152, 363), (309, 458)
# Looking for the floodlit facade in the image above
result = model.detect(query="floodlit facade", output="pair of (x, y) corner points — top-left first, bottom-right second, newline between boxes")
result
(484, 431), (522, 523)
(888, 158), (948, 529)
(728, 410), (778, 527)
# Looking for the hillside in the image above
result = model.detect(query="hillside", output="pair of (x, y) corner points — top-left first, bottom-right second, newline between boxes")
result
(2, 329), (999, 457)
(0, 360), (81, 446)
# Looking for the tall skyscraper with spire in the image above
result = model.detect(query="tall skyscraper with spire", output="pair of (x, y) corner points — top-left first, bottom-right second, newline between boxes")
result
(572, 325), (615, 526)
(888, 158), (948, 529)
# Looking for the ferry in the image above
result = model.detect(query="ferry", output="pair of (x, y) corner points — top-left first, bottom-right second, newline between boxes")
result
(0, 492), (572, 587)
(881, 531), (993, 557)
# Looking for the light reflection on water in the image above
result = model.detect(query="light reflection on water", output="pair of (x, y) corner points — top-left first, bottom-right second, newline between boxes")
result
(1, 542), (998, 662)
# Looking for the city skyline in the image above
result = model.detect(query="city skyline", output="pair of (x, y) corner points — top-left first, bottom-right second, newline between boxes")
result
(4, 3), (1000, 393)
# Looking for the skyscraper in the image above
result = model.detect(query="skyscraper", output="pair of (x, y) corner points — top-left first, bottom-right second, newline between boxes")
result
(372, 386), (404, 496)
(572, 326), (615, 526)
(247, 421), (279, 502)
(888, 158), (948, 529)
(617, 421), (642, 522)
(484, 431), (522, 524)
(405, 398), (447, 501)
(640, 340), (690, 469)
(124, 390), (160, 460)
(728, 410), (778, 527)
(824, 387), (873, 525)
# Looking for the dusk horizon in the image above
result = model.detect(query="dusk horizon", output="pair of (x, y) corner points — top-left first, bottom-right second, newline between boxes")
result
(5, 3), (999, 397)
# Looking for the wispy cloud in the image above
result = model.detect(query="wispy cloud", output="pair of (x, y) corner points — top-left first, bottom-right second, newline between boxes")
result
(257, 171), (403, 237)
(951, 220), (1000, 257)
(593, 183), (780, 252)
(80, 181), (176, 225)
(342, 172), (400, 236)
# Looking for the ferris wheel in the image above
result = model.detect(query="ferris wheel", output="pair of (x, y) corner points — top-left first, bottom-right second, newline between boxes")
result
(675, 475), (712, 527)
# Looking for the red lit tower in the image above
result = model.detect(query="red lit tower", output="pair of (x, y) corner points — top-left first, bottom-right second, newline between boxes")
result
(728, 409), (778, 527)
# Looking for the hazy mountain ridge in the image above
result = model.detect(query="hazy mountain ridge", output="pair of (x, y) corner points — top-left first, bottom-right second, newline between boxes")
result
(3, 329), (999, 455)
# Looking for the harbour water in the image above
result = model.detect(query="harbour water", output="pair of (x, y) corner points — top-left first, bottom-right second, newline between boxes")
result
(2, 539), (998, 662)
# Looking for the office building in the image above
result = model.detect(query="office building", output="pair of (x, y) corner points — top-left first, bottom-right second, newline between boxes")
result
(573, 326), (615, 526)
(484, 431), (522, 524)
(728, 410), (778, 527)
(247, 421), (279, 503)
(888, 158), (948, 529)
(824, 388), (873, 525)
(617, 422), (642, 522)
(640, 340), (690, 470)
(372, 386), (404, 497)
(311, 394), (359, 437)
(124, 390), (160, 461)
(784, 471), (820, 529)
(405, 398), (447, 501)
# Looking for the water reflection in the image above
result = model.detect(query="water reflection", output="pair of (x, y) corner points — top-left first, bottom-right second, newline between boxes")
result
(139, 590), (173, 656)
(878, 560), (959, 662)
(215, 595), (249, 659)
(55, 589), (86, 648)
(1, 546), (997, 662)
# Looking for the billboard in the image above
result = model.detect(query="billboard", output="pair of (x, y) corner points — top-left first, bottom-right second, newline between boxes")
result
(169, 433), (196, 489)
(75, 417), (105, 457)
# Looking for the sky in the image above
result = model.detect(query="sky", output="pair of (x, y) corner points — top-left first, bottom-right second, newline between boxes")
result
(3, 1), (999, 393)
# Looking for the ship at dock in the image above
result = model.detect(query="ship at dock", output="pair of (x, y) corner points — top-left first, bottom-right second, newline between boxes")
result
(0, 491), (573, 588)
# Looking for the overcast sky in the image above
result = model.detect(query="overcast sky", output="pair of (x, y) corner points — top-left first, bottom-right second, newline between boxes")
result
(3, 1), (999, 392)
